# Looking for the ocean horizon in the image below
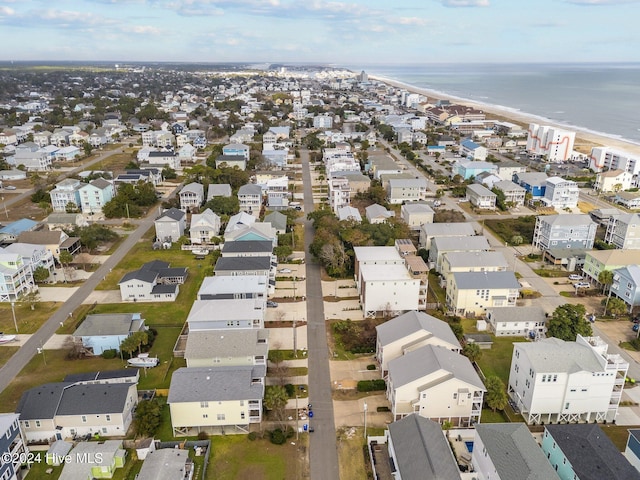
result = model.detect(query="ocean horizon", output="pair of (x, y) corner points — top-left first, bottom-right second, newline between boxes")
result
(349, 62), (640, 147)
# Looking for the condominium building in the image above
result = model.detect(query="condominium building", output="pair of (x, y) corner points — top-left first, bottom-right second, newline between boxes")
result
(526, 123), (576, 162)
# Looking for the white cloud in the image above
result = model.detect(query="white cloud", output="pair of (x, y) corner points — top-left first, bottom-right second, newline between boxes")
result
(388, 16), (428, 26)
(127, 25), (161, 34)
(439, 0), (490, 6)
(0, 6), (15, 15)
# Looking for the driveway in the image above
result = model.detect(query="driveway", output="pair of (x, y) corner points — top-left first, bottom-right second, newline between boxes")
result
(38, 286), (79, 303)
(83, 290), (122, 304)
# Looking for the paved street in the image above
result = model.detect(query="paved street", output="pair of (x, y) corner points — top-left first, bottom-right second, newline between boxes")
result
(301, 150), (340, 480)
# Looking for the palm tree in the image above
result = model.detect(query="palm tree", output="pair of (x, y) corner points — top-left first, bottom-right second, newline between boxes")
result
(599, 269), (615, 315)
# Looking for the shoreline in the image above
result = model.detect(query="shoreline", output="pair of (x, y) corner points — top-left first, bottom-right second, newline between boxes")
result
(369, 74), (640, 157)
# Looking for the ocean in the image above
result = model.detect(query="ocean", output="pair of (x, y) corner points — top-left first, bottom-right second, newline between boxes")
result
(357, 63), (640, 145)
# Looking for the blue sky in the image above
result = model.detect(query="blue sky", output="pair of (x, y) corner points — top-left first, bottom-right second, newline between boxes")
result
(0, 0), (638, 65)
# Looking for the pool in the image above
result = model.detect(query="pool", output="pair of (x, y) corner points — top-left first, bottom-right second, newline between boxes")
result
(464, 441), (474, 453)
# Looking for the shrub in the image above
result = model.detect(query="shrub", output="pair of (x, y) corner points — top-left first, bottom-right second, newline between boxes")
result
(197, 431), (209, 440)
(357, 379), (386, 392)
(285, 384), (295, 397)
(377, 406), (390, 412)
(248, 431), (258, 441)
(270, 428), (286, 445)
(366, 364), (377, 371)
(101, 349), (117, 359)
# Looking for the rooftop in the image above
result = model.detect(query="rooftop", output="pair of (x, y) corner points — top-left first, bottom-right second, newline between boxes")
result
(168, 366), (264, 403)
(451, 271), (520, 290)
(376, 310), (460, 349)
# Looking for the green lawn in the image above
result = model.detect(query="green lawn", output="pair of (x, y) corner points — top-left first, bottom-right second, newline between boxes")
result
(0, 346), (19, 368)
(481, 408), (510, 423)
(476, 337), (526, 384)
(0, 302), (62, 334)
(207, 435), (304, 480)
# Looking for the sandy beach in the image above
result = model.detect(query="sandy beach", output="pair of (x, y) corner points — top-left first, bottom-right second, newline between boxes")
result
(371, 74), (640, 157)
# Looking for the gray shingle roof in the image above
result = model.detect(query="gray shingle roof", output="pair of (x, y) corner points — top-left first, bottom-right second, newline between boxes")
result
(388, 344), (485, 390)
(443, 251), (508, 269)
(238, 184), (262, 196)
(185, 329), (269, 359)
(451, 271), (520, 290)
(118, 268), (158, 284)
(137, 449), (191, 480)
(546, 424), (640, 480)
(516, 338), (603, 374)
(376, 311), (460, 349)
(388, 414), (461, 480)
(73, 313), (143, 337)
(421, 222), (475, 237)
(432, 235), (491, 252)
(168, 366), (264, 403)
(17, 382), (133, 419)
(538, 214), (595, 227)
(487, 306), (546, 324)
(157, 207), (185, 221)
(475, 423), (561, 480)
(214, 256), (271, 272)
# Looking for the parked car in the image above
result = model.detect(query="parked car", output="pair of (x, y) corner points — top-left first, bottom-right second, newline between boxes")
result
(266, 301), (278, 308)
(568, 274), (584, 281)
(278, 268), (292, 274)
(3, 185), (16, 190)
(573, 282), (590, 289)
(633, 324), (639, 332)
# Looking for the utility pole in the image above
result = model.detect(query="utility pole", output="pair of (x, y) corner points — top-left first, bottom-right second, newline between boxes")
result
(10, 301), (18, 333)
(363, 401), (368, 439)
(293, 317), (297, 358)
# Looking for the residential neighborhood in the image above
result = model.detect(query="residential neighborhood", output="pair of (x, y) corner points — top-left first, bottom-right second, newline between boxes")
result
(2, 64), (640, 480)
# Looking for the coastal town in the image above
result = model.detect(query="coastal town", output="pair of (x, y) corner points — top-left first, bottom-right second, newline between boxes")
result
(2, 63), (640, 480)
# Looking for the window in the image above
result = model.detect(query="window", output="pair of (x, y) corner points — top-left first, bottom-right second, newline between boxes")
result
(200, 401), (209, 408)
(81, 416), (87, 423)
(106, 415), (111, 422)
(24, 421), (30, 428)
(241, 412), (245, 420)
(217, 414), (226, 421)
(203, 414), (208, 419)
(35, 420), (41, 428)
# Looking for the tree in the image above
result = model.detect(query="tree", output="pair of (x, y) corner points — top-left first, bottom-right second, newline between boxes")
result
(59, 250), (74, 282)
(462, 342), (482, 363)
(484, 376), (508, 412)
(604, 297), (627, 317)
(134, 399), (162, 437)
(22, 289), (40, 311)
(547, 303), (592, 341)
(274, 245), (293, 263)
(161, 167), (177, 179)
(120, 331), (149, 357)
(82, 142), (93, 156)
(65, 201), (80, 213)
(33, 266), (50, 283)
(598, 269), (614, 295)
(203, 195), (239, 216)
(264, 385), (288, 428)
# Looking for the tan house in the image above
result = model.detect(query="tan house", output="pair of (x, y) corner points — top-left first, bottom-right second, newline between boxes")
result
(184, 329), (269, 368)
(16, 229), (81, 259)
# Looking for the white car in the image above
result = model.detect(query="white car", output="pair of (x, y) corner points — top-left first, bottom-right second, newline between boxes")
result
(573, 282), (590, 289)
(568, 274), (583, 281)
(3, 185), (16, 190)
(278, 268), (292, 274)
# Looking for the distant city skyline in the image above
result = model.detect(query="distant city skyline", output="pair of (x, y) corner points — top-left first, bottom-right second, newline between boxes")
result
(0, 0), (638, 65)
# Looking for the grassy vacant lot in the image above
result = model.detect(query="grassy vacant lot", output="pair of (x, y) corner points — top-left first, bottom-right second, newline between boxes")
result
(476, 336), (527, 384)
(485, 216), (536, 244)
(0, 346), (19, 368)
(337, 426), (382, 480)
(207, 434), (305, 480)
(0, 302), (61, 334)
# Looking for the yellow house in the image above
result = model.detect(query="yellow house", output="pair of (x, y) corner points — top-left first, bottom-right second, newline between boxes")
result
(168, 366), (263, 436)
(446, 271), (520, 317)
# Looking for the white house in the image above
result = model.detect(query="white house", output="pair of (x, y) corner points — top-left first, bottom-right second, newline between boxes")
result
(386, 178), (427, 204)
(605, 213), (640, 250)
(486, 305), (547, 338)
(419, 222), (476, 250)
(154, 208), (186, 243)
(179, 182), (204, 212)
(508, 335), (628, 424)
(542, 176), (579, 209)
(238, 184), (263, 218)
(375, 310), (461, 377)
(189, 209), (221, 244)
(386, 345), (485, 426)
(365, 203), (394, 224)
(466, 183), (497, 210)
(594, 169), (633, 193)
(440, 251), (509, 282)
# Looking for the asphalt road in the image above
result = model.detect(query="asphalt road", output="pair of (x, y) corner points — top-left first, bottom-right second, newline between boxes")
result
(300, 150), (340, 480)
(1, 146), (125, 213)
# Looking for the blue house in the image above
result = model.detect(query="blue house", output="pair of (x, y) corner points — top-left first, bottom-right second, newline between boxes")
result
(611, 265), (640, 313)
(625, 429), (640, 473)
(453, 159), (497, 180)
(542, 424), (640, 480)
(0, 219), (39, 242)
(0, 413), (28, 480)
(513, 171), (548, 198)
(72, 313), (146, 354)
